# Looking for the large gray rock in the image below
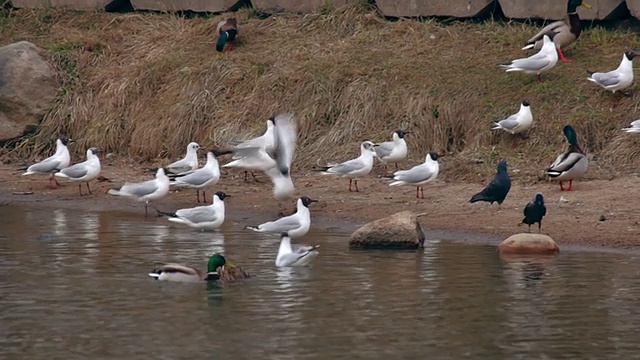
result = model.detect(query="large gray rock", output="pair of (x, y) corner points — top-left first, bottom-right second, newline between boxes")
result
(349, 211), (425, 249)
(0, 41), (57, 142)
(499, 0), (627, 20)
(376, 0), (496, 18)
(11, 0), (114, 9)
(252, 0), (353, 14)
(130, 0), (243, 12)
(497, 233), (559, 254)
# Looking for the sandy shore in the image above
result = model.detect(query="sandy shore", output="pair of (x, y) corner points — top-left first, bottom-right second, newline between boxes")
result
(1, 161), (639, 251)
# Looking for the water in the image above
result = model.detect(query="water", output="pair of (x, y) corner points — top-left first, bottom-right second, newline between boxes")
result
(1, 204), (640, 359)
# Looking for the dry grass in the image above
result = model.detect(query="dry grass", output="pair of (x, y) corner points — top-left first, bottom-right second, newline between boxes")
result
(2, 4), (640, 182)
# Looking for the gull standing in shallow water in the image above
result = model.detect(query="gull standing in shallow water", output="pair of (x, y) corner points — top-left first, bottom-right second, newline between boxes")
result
(169, 149), (222, 203)
(165, 142), (200, 174)
(622, 120), (640, 133)
(586, 50), (640, 95)
(108, 168), (170, 216)
(247, 196), (317, 239)
(275, 232), (320, 267)
(491, 100), (534, 141)
(54, 147), (101, 196)
(384, 152), (441, 199)
(315, 141), (376, 192)
(157, 191), (228, 231)
(498, 32), (558, 83)
(20, 136), (74, 189)
(373, 130), (409, 171)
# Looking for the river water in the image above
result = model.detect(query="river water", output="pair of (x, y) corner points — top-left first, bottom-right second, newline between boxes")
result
(1, 204), (640, 359)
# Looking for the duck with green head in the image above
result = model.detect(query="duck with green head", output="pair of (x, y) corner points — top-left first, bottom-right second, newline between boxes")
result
(148, 253), (250, 282)
(546, 125), (589, 191)
(522, 0), (591, 62)
(216, 18), (239, 54)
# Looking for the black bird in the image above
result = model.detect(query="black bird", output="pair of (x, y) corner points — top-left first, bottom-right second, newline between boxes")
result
(469, 160), (512, 209)
(522, 192), (546, 233)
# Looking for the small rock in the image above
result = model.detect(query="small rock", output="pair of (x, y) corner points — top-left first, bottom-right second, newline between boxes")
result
(498, 233), (559, 255)
(349, 210), (425, 250)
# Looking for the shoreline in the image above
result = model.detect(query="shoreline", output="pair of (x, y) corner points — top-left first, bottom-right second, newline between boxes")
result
(1, 163), (639, 253)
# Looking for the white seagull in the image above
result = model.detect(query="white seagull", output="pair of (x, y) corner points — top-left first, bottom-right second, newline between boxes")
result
(275, 232), (320, 267)
(373, 130), (409, 170)
(157, 191), (228, 231)
(108, 167), (170, 216)
(491, 99), (534, 136)
(54, 147), (102, 196)
(20, 136), (74, 189)
(587, 50), (640, 95)
(622, 120), (640, 133)
(169, 149), (222, 203)
(385, 152), (442, 199)
(222, 113), (298, 199)
(247, 196), (317, 239)
(315, 141), (376, 192)
(497, 32), (558, 83)
(166, 142), (200, 174)
(228, 117), (276, 181)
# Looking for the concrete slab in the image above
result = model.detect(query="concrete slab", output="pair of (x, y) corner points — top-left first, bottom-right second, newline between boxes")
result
(251, 0), (352, 14)
(130, 0), (241, 13)
(11, 0), (113, 9)
(376, 0), (496, 18)
(499, 0), (628, 20)
(626, 0), (640, 19)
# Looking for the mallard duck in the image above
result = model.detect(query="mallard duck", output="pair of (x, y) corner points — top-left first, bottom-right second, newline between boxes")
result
(546, 125), (589, 191)
(522, 0), (591, 62)
(148, 253), (250, 282)
(216, 18), (238, 53)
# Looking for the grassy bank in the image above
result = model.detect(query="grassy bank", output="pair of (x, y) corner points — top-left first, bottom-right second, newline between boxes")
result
(1, 4), (640, 182)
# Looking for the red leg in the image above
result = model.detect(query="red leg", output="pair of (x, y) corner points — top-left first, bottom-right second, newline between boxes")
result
(415, 186), (419, 198)
(536, 74), (542, 83)
(86, 182), (92, 195)
(420, 187), (424, 199)
(558, 48), (570, 62)
(348, 179), (353, 192)
(559, 181), (565, 191)
(567, 179), (574, 191)
(202, 190), (207, 203)
(196, 190), (201, 203)
(78, 183), (83, 196)
(226, 41), (234, 52)
(354, 179), (359, 192)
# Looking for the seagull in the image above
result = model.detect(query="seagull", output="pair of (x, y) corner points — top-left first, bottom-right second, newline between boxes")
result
(622, 120), (640, 133)
(275, 232), (320, 267)
(169, 149), (222, 203)
(491, 100), (534, 139)
(384, 152), (441, 199)
(522, 192), (547, 233)
(587, 50), (640, 95)
(165, 142), (200, 174)
(469, 160), (512, 209)
(20, 136), (74, 189)
(315, 141), (376, 192)
(373, 130), (409, 170)
(546, 125), (588, 191)
(228, 117), (276, 182)
(247, 196), (317, 239)
(498, 32), (558, 83)
(108, 167), (170, 216)
(222, 113), (298, 199)
(54, 147), (102, 196)
(157, 191), (228, 231)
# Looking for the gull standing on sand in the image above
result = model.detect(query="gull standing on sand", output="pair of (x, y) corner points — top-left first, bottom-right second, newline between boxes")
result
(622, 120), (640, 133)
(157, 191), (228, 231)
(169, 149), (222, 203)
(108, 168), (170, 216)
(247, 196), (318, 239)
(586, 50), (640, 95)
(315, 141), (376, 192)
(373, 130), (409, 170)
(228, 117), (276, 182)
(165, 142), (200, 174)
(384, 152), (441, 199)
(522, 192), (547, 233)
(275, 232), (320, 267)
(54, 147), (102, 196)
(469, 160), (512, 209)
(498, 32), (558, 83)
(222, 113), (298, 199)
(20, 136), (74, 189)
(491, 100), (533, 138)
